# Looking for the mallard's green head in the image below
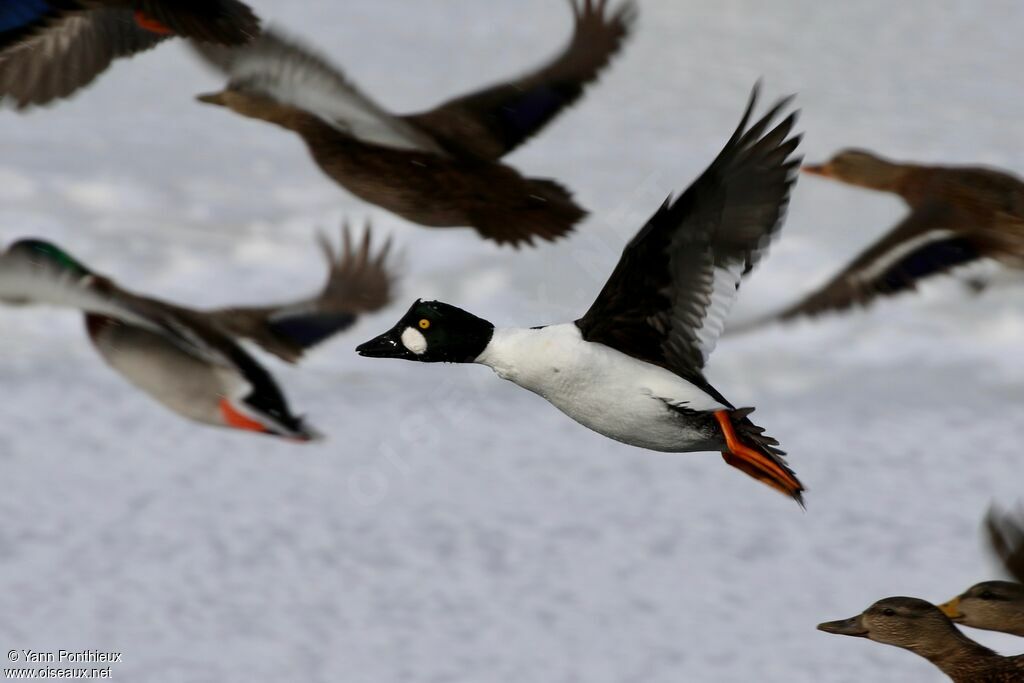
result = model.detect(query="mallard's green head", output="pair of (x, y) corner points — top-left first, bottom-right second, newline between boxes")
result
(8, 239), (93, 278)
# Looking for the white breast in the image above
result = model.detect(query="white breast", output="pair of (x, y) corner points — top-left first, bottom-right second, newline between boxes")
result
(474, 324), (727, 452)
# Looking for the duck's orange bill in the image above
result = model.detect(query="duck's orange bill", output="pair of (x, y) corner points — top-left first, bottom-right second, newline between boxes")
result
(714, 410), (804, 501)
(219, 399), (269, 434)
(134, 11), (174, 35)
(938, 598), (962, 619)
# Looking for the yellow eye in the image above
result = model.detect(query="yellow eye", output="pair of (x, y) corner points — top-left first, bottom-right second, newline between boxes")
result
(418, 319), (431, 330)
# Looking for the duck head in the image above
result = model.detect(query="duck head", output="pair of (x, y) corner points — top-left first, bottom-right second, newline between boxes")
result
(1, 238), (100, 305)
(356, 300), (494, 363)
(939, 581), (1024, 633)
(818, 597), (963, 654)
(802, 149), (905, 191)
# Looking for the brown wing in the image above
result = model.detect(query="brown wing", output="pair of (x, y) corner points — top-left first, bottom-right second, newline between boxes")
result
(771, 203), (985, 322)
(986, 506), (1024, 584)
(576, 84), (801, 384)
(0, 0), (85, 54)
(403, 0), (636, 160)
(133, 0), (260, 45)
(207, 224), (396, 363)
(0, 7), (166, 109)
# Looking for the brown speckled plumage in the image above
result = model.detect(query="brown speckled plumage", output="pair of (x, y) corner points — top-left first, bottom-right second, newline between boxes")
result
(820, 596), (1024, 682)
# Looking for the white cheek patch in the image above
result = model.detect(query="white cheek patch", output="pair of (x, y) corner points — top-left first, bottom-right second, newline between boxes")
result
(400, 327), (428, 355)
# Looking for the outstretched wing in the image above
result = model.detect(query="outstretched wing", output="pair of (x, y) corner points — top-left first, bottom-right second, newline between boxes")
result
(206, 224), (396, 363)
(404, 0), (636, 160)
(193, 28), (445, 153)
(768, 204), (990, 323)
(0, 7), (167, 109)
(986, 505), (1024, 584)
(576, 84), (801, 384)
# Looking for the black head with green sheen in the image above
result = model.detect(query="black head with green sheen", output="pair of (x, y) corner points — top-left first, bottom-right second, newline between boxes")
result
(9, 239), (93, 278)
(356, 300), (494, 363)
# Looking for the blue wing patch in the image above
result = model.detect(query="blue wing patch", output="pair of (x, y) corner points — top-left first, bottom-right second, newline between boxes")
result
(879, 236), (979, 293)
(268, 311), (357, 350)
(0, 0), (52, 33)
(498, 86), (564, 143)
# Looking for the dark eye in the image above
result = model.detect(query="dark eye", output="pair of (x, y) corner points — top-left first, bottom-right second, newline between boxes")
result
(980, 591), (996, 600)
(882, 608), (896, 616)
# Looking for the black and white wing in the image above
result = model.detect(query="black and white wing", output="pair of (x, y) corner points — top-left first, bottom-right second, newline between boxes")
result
(404, 0), (636, 160)
(575, 84), (801, 385)
(207, 224), (396, 363)
(193, 28), (446, 154)
(0, 7), (167, 109)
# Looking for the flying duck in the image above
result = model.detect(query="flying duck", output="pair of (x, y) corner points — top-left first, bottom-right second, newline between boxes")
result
(192, 0), (636, 247)
(733, 149), (1024, 330)
(940, 506), (1024, 637)
(0, 226), (393, 438)
(356, 85), (806, 503)
(819, 596), (1024, 682)
(0, 0), (260, 109)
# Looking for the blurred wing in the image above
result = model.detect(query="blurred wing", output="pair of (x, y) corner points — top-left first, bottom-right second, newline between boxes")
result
(0, 7), (166, 109)
(208, 224), (396, 363)
(986, 506), (1024, 584)
(405, 0), (636, 160)
(133, 0), (260, 45)
(193, 28), (445, 153)
(772, 203), (983, 322)
(576, 85), (801, 382)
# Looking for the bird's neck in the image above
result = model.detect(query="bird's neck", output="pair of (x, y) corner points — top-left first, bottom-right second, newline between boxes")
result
(849, 160), (913, 194)
(474, 325), (575, 383)
(906, 629), (1000, 679)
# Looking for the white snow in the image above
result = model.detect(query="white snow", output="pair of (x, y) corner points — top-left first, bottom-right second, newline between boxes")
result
(1, 1), (1023, 681)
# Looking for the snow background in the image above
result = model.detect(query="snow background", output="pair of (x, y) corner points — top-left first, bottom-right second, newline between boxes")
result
(1, 0), (1023, 681)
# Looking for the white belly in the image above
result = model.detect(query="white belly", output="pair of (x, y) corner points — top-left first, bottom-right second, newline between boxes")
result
(91, 323), (239, 425)
(475, 325), (728, 452)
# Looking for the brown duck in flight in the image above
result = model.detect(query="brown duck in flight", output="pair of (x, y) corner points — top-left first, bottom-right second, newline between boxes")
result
(194, 0), (636, 247)
(0, 0), (260, 109)
(734, 149), (1024, 329)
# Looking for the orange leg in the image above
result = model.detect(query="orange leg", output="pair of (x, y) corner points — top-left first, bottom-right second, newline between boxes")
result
(714, 410), (803, 500)
(134, 11), (174, 35)
(219, 399), (269, 434)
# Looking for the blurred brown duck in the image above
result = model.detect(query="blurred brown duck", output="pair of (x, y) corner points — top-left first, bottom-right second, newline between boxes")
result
(0, 0), (260, 109)
(193, 0), (636, 247)
(940, 506), (1024, 637)
(733, 149), (1024, 329)
(819, 596), (1024, 682)
(0, 226), (393, 438)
